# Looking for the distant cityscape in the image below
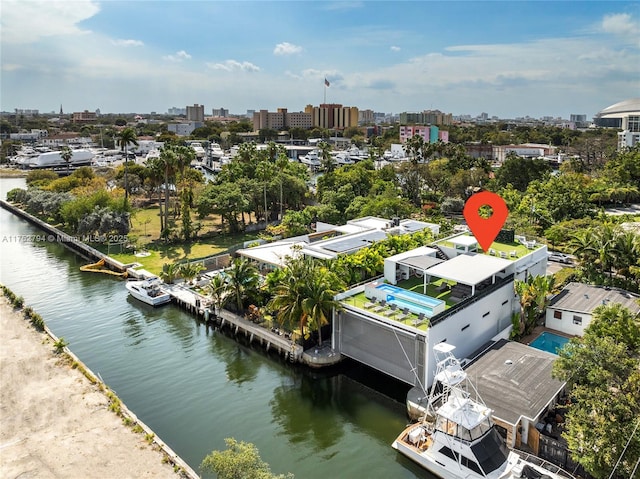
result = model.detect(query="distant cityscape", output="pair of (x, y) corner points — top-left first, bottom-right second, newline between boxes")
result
(4, 98), (639, 151)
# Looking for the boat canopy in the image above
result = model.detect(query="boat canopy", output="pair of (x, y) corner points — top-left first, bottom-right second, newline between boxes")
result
(435, 396), (493, 441)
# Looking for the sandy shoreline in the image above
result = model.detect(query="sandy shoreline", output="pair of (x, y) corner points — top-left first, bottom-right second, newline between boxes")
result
(0, 297), (184, 479)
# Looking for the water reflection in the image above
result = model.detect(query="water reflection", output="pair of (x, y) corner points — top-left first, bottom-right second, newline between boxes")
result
(270, 373), (345, 450)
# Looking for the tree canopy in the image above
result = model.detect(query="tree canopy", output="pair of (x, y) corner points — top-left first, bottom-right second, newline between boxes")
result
(200, 438), (293, 479)
(553, 303), (640, 479)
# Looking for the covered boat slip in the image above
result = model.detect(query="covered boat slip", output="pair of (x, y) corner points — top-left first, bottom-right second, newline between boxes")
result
(333, 307), (427, 386)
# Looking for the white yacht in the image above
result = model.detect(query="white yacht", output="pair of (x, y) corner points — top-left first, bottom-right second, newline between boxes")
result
(190, 142), (206, 159)
(392, 343), (575, 479)
(125, 277), (171, 306)
(28, 149), (94, 169)
(210, 142), (225, 159)
(333, 151), (354, 165)
(300, 149), (322, 168)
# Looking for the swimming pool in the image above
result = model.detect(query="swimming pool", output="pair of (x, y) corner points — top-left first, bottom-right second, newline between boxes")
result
(365, 282), (446, 317)
(529, 332), (570, 355)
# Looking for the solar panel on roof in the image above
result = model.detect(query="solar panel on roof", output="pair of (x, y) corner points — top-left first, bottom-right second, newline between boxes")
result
(364, 230), (388, 242)
(324, 238), (367, 253)
(402, 222), (425, 232)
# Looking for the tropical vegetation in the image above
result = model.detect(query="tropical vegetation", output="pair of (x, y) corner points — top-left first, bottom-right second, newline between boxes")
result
(200, 438), (293, 479)
(553, 303), (640, 479)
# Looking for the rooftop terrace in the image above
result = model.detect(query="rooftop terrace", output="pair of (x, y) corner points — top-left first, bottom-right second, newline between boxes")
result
(340, 273), (511, 331)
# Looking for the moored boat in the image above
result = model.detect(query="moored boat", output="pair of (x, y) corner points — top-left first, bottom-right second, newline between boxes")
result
(28, 149), (94, 169)
(392, 343), (575, 479)
(125, 277), (171, 306)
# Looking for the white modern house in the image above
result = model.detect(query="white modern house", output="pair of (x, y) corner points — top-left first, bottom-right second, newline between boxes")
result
(333, 231), (548, 390)
(545, 282), (640, 336)
(236, 216), (440, 269)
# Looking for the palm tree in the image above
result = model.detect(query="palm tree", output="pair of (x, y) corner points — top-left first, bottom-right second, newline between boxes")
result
(318, 141), (335, 173)
(514, 274), (558, 337)
(256, 160), (274, 224)
(302, 271), (341, 346)
(225, 258), (260, 312)
(144, 157), (166, 232)
(160, 262), (180, 284)
(206, 274), (230, 317)
(178, 262), (204, 286)
(275, 153), (289, 220)
(60, 146), (73, 175)
(268, 256), (344, 344)
(158, 146), (179, 239)
(117, 127), (138, 203)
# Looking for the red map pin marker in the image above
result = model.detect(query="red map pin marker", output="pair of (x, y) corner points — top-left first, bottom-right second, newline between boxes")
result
(463, 191), (508, 253)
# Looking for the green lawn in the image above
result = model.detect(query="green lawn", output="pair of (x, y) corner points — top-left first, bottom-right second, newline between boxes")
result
(91, 204), (262, 275)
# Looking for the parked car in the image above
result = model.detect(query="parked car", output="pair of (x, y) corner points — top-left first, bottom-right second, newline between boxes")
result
(548, 252), (572, 264)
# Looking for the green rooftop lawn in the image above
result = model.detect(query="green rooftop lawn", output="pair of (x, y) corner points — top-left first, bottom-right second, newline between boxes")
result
(342, 277), (464, 331)
(436, 238), (535, 259)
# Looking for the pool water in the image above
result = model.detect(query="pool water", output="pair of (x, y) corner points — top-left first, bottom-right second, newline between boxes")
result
(529, 331), (570, 355)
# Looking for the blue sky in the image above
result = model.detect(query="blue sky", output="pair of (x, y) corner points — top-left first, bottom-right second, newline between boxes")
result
(2, 1), (639, 118)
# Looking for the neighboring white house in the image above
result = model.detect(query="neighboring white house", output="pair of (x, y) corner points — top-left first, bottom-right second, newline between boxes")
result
(236, 216), (440, 269)
(545, 282), (640, 336)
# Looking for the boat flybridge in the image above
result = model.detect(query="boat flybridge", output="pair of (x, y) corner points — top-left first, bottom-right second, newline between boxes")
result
(392, 343), (575, 479)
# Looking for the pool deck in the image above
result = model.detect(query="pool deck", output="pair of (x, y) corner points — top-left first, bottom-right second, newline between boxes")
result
(520, 326), (575, 349)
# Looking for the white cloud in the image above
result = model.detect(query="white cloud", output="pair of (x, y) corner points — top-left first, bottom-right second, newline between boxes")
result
(112, 39), (144, 47)
(390, 46), (401, 52)
(273, 42), (303, 55)
(1, 0), (99, 44)
(164, 50), (192, 62)
(601, 13), (639, 36)
(207, 60), (261, 72)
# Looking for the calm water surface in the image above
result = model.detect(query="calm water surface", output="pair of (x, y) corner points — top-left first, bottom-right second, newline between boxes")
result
(0, 177), (433, 478)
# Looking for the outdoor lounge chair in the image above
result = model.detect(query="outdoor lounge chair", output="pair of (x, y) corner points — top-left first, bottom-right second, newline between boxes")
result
(372, 300), (386, 313)
(364, 298), (377, 309)
(509, 250), (517, 258)
(396, 308), (410, 321)
(414, 312), (426, 327)
(384, 304), (398, 316)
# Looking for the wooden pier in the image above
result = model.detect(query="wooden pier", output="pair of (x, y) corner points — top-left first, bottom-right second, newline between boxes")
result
(164, 283), (304, 363)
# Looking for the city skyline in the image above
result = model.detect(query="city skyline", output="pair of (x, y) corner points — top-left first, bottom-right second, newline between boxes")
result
(1, 1), (639, 119)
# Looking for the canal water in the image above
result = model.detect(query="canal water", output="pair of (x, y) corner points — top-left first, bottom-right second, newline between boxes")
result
(0, 177), (433, 478)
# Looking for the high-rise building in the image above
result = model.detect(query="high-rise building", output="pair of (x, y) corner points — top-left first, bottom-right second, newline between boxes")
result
(305, 104), (359, 129)
(186, 104), (204, 122)
(252, 108), (312, 130)
(71, 110), (97, 123)
(212, 107), (229, 117)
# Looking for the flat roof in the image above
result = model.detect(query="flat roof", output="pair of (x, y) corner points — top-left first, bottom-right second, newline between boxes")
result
(450, 235), (478, 247)
(549, 282), (640, 315)
(236, 241), (303, 267)
(464, 340), (565, 425)
(426, 253), (511, 286)
(398, 255), (443, 271)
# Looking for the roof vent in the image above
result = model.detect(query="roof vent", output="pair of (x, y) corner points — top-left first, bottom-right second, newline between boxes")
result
(505, 359), (513, 365)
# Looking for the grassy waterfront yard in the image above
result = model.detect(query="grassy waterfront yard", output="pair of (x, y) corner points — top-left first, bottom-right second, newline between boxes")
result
(93, 206), (262, 275)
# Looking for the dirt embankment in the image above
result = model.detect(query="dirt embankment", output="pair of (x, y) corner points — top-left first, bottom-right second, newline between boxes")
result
(0, 298), (184, 479)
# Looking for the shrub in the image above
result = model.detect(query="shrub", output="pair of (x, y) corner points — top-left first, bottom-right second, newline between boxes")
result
(53, 337), (68, 354)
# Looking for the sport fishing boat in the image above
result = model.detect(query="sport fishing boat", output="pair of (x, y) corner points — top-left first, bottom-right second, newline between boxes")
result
(392, 343), (575, 479)
(125, 277), (171, 306)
